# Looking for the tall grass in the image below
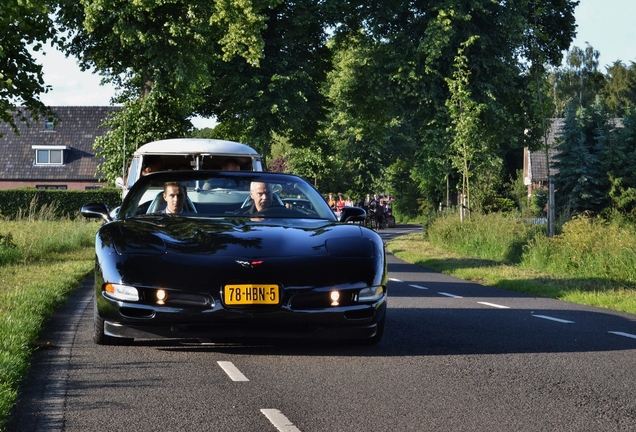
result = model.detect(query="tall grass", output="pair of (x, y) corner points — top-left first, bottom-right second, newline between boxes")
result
(521, 216), (636, 285)
(426, 211), (545, 263)
(0, 217), (98, 430)
(13, 197), (62, 222)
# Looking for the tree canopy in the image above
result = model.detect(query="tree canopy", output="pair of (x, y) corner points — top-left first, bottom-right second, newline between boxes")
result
(2, 0), (587, 218)
(0, 0), (58, 135)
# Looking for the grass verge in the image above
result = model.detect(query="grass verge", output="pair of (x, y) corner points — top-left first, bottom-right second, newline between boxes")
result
(387, 233), (636, 315)
(0, 220), (97, 431)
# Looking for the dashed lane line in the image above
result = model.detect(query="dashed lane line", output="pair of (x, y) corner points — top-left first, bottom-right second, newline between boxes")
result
(608, 331), (636, 339)
(438, 292), (463, 299)
(532, 314), (575, 324)
(477, 301), (510, 309)
(261, 409), (302, 432)
(217, 361), (249, 382)
(216, 365), (302, 431)
(409, 284), (429, 290)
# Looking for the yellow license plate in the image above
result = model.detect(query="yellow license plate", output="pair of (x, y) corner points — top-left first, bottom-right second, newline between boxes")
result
(224, 284), (279, 305)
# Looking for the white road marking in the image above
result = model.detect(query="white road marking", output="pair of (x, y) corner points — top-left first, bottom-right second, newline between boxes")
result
(217, 361), (249, 382)
(478, 302), (510, 309)
(409, 284), (429, 290)
(438, 292), (463, 298)
(261, 409), (302, 432)
(608, 331), (636, 339)
(389, 278), (403, 282)
(532, 315), (574, 324)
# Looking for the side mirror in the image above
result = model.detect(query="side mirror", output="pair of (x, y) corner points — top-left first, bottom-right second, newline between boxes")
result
(339, 206), (366, 223)
(81, 203), (112, 223)
(115, 177), (125, 189)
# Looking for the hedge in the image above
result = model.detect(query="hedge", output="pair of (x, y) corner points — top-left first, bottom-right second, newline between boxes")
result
(0, 188), (121, 220)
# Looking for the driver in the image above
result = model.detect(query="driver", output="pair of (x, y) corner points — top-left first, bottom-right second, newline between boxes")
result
(251, 181), (273, 212)
(240, 181), (281, 214)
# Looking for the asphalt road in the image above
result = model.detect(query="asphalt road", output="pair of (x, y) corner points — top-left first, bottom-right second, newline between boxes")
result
(8, 225), (636, 431)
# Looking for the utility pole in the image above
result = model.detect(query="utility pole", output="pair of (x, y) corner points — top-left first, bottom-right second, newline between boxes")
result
(548, 177), (555, 237)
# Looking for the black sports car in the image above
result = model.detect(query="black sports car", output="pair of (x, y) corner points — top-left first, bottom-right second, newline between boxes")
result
(81, 170), (387, 345)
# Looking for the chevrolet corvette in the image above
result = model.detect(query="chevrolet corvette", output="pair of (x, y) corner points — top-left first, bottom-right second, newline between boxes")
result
(81, 170), (387, 345)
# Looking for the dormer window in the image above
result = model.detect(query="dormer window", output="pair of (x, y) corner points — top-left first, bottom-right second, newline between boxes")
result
(43, 121), (55, 131)
(32, 145), (68, 165)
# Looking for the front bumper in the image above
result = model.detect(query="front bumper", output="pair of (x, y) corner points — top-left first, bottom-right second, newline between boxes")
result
(104, 319), (382, 341)
(99, 295), (386, 342)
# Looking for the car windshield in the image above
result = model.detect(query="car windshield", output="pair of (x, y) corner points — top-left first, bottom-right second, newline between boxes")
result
(118, 171), (337, 220)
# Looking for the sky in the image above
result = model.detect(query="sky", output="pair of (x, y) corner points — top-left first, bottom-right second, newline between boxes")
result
(34, 0), (636, 128)
(569, 0), (636, 68)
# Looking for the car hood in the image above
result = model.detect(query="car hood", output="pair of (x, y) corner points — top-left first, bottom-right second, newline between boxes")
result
(102, 216), (374, 258)
(96, 217), (383, 290)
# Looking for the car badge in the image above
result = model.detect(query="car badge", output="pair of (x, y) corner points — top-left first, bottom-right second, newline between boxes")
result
(236, 260), (264, 268)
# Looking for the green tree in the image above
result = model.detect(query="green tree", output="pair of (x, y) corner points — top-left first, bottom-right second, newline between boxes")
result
(198, 0), (331, 158)
(286, 145), (330, 188)
(54, 0), (280, 180)
(602, 61), (636, 117)
(50, 0), (577, 203)
(445, 36), (487, 217)
(604, 108), (636, 216)
(0, 0), (58, 135)
(321, 31), (397, 197)
(55, 0), (273, 98)
(549, 44), (606, 116)
(553, 104), (607, 216)
(323, 0), (577, 214)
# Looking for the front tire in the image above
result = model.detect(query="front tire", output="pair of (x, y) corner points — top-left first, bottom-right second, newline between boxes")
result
(93, 301), (133, 345)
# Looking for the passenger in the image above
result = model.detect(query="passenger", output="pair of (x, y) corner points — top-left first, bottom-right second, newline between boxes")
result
(163, 182), (186, 214)
(203, 158), (241, 190)
(222, 158), (241, 171)
(142, 156), (164, 175)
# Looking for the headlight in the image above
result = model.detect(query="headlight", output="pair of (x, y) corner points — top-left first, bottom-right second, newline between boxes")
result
(330, 291), (340, 306)
(156, 289), (167, 305)
(357, 286), (384, 302)
(104, 283), (139, 301)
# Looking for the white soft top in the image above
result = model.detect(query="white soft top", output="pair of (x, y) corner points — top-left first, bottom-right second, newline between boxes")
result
(134, 138), (260, 156)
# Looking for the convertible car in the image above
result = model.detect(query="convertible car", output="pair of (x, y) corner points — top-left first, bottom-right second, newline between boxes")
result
(81, 171), (387, 345)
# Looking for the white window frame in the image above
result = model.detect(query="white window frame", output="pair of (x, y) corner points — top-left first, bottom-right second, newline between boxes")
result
(32, 145), (68, 166)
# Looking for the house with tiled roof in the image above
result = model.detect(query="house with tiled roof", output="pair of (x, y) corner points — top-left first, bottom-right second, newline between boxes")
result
(0, 106), (119, 190)
(523, 117), (623, 200)
(523, 118), (563, 198)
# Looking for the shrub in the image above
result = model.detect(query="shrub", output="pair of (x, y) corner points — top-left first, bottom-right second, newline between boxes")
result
(426, 212), (545, 264)
(0, 188), (120, 220)
(521, 215), (636, 286)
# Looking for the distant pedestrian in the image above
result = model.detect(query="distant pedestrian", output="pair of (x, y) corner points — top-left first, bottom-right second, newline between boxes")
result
(327, 192), (336, 210)
(336, 194), (346, 213)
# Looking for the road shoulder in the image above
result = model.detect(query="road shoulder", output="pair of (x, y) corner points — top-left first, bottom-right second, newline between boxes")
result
(6, 276), (93, 432)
